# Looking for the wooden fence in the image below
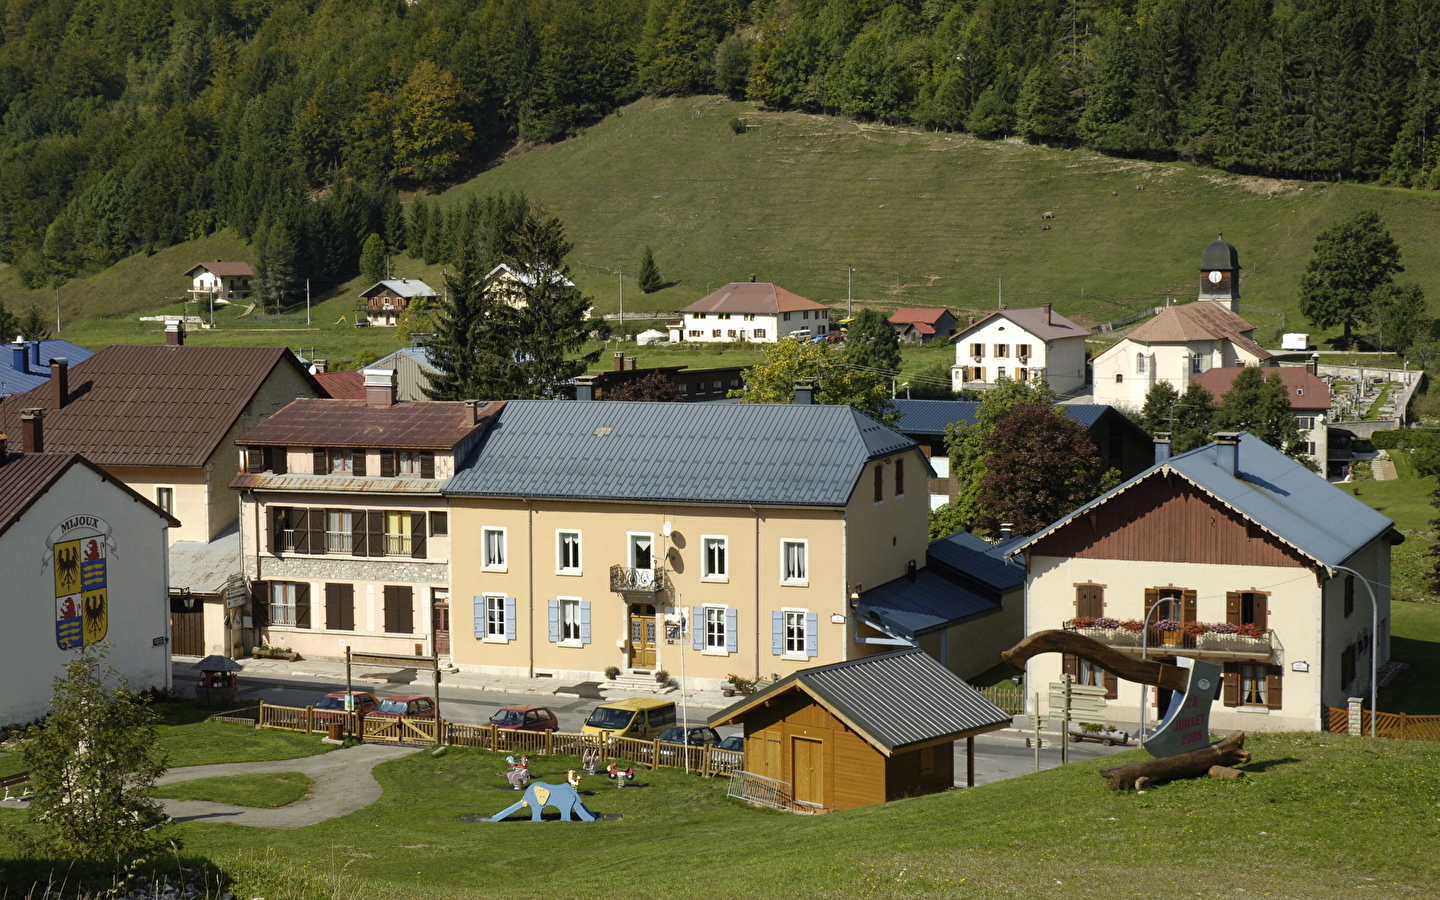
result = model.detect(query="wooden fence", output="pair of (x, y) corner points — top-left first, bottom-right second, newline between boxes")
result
(975, 685), (1025, 715)
(1325, 706), (1440, 742)
(725, 770), (816, 814)
(256, 701), (358, 736)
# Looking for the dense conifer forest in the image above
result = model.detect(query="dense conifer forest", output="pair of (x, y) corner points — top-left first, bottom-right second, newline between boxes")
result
(2, 0), (1437, 296)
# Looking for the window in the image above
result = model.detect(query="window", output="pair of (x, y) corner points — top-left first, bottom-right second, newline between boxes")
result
(719, 313), (731, 320)
(819, 310), (829, 320)
(329, 448), (353, 474)
(382, 585), (413, 634)
(1296, 416), (1316, 430)
(784, 610), (808, 655)
(994, 344), (1009, 358)
(483, 528), (507, 570)
(997, 366), (1007, 380)
(395, 451), (420, 475)
(802, 311), (810, 320)
(271, 582), (297, 626)
(695, 313), (706, 320)
(1302, 441), (1316, 456)
(384, 510), (412, 555)
(1016, 343), (1031, 359)
(703, 537), (728, 580)
(1115, 373), (1124, 383)
(1344, 575), (1355, 617)
(874, 465), (884, 503)
(326, 509), (353, 553)
(1241, 663), (1268, 705)
(485, 595), (507, 639)
(688, 330), (703, 338)
(561, 599), (582, 643)
(1341, 643), (1357, 686)
(1017, 368), (1029, 382)
(629, 533), (654, 572)
(1135, 353), (1147, 374)
(744, 314), (755, 321)
(1228, 590), (1268, 630)
(727, 329), (737, 338)
(705, 607), (727, 650)
(429, 511), (448, 536)
(711, 330), (722, 338)
(782, 540), (807, 585)
(558, 530), (582, 573)
(156, 487), (173, 516)
(783, 312), (792, 321)
(1075, 584), (1104, 618)
(970, 343), (984, 358)
(753, 329), (767, 338)
(895, 458), (904, 496)
(678, 382), (689, 394)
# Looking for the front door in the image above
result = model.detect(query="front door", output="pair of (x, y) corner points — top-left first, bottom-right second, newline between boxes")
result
(432, 589), (450, 655)
(629, 533), (655, 587)
(629, 603), (657, 670)
(172, 609), (205, 657)
(791, 737), (823, 805)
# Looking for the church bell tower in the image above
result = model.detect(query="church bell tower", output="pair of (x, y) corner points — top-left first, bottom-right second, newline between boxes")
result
(1198, 233), (1241, 312)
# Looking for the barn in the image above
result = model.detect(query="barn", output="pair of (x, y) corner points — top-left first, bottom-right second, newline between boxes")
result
(710, 648), (1011, 811)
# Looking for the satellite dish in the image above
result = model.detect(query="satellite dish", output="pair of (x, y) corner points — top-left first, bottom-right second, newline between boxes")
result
(662, 521), (673, 537)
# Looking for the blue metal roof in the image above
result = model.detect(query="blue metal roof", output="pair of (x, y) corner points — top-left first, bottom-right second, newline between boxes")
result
(1013, 432), (1396, 570)
(445, 399), (916, 507)
(857, 568), (1002, 639)
(891, 399), (1136, 436)
(0, 340), (94, 397)
(928, 531), (1027, 592)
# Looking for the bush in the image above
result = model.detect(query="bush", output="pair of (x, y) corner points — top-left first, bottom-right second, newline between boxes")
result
(728, 117), (748, 135)
(1371, 430), (1403, 449)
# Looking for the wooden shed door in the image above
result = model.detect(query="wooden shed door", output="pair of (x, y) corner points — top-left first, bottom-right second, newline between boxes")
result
(432, 590), (450, 655)
(791, 737), (823, 805)
(172, 610), (205, 657)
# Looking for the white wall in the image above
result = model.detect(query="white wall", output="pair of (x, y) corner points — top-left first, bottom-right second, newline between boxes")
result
(0, 462), (172, 724)
(1092, 337), (1270, 407)
(680, 310), (831, 343)
(951, 320), (1086, 394)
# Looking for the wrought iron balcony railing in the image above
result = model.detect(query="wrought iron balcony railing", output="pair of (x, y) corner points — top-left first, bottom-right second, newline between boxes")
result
(610, 565), (669, 595)
(1062, 621), (1274, 659)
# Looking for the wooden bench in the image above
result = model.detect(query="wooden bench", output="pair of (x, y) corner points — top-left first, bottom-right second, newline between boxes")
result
(1, 772), (31, 801)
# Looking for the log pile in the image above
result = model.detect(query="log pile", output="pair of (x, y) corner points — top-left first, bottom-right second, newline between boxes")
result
(1098, 731), (1251, 790)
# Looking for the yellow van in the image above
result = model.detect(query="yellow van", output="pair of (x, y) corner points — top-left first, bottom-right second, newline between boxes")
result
(581, 697), (677, 739)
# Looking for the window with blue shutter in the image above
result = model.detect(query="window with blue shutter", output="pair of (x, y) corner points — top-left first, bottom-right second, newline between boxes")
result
(692, 607), (704, 651)
(725, 608), (738, 653)
(580, 601), (591, 644)
(504, 596), (516, 640)
(547, 599), (559, 642)
(805, 611), (818, 657)
(771, 611), (783, 655)
(473, 597), (485, 639)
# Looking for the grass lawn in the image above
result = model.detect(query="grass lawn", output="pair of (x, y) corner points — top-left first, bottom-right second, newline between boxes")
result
(159, 719), (337, 770)
(1384, 602), (1440, 716)
(151, 772), (314, 809)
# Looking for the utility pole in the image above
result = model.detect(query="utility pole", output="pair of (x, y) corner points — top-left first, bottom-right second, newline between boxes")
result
(998, 275), (1003, 310)
(618, 267), (624, 329)
(55, 285), (61, 334)
(306, 279), (311, 327)
(847, 265), (853, 318)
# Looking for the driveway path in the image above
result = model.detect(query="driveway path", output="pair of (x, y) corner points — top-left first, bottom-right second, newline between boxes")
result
(157, 742), (420, 828)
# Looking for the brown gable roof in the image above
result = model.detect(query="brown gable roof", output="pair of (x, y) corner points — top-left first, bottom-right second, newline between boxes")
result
(235, 399), (504, 450)
(183, 261), (253, 277)
(1190, 366), (1331, 411)
(890, 308), (950, 325)
(952, 306), (1087, 342)
(682, 283), (829, 315)
(0, 452), (180, 539)
(1126, 301), (1274, 360)
(314, 370), (367, 400)
(0, 346), (324, 467)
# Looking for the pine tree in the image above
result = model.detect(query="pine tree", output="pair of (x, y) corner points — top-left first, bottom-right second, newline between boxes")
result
(1428, 489), (1440, 596)
(0, 300), (17, 342)
(254, 221), (299, 313)
(845, 308), (901, 373)
(423, 231), (518, 401)
(1140, 381), (1180, 434)
(1368, 282), (1429, 354)
(1299, 211), (1404, 349)
(383, 192), (407, 254)
(407, 197), (431, 261)
(359, 232), (387, 286)
(19, 303), (50, 341)
(638, 245), (663, 294)
(1016, 59), (1071, 143)
(501, 206), (600, 398)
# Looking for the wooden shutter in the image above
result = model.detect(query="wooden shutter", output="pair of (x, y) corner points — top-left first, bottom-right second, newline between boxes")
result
(381, 451), (395, 478)
(1075, 586), (1103, 619)
(547, 599), (559, 642)
(294, 582), (311, 629)
(1061, 654), (1078, 678)
(771, 611), (783, 655)
(504, 596), (516, 640)
(473, 596), (486, 639)
(247, 447), (264, 473)
(1265, 665), (1283, 710)
(351, 510), (368, 557)
(1182, 590), (1197, 627)
(384, 585), (413, 634)
(325, 583), (348, 631)
(308, 508), (325, 554)
(1102, 668), (1117, 700)
(1225, 592), (1242, 626)
(353, 449), (367, 477)
(1144, 588), (1159, 620)
(292, 508), (310, 554)
(895, 458), (904, 496)
(727, 608), (739, 653)
(420, 451), (435, 479)
(1253, 593), (1268, 632)
(272, 448), (288, 475)
(1222, 663), (1240, 707)
(874, 465), (883, 502)
(314, 448), (327, 474)
(580, 601), (592, 644)
(411, 511), (426, 559)
(250, 580), (269, 628)
(692, 607), (704, 650)
(805, 611), (818, 656)
(367, 510), (384, 557)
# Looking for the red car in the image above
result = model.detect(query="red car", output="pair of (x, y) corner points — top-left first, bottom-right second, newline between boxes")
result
(313, 691), (378, 721)
(371, 695), (436, 718)
(489, 705), (560, 732)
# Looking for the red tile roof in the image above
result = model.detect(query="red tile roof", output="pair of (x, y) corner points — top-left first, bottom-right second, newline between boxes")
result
(235, 399), (504, 450)
(682, 283), (829, 315)
(1126, 301), (1274, 360)
(0, 452), (179, 539)
(183, 261), (253, 277)
(0, 345), (324, 467)
(890, 308), (950, 325)
(1190, 366), (1332, 410)
(314, 370), (366, 400)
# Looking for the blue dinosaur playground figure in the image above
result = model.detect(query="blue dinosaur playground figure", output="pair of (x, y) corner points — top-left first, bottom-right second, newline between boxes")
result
(489, 772), (597, 822)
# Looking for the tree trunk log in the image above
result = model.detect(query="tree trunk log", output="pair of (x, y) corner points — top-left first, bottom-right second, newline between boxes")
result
(1002, 630), (1189, 693)
(1207, 765), (1244, 780)
(1099, 731), (1251, 790)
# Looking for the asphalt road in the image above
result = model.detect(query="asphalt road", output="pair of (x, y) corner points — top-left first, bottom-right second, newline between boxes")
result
(174, 668), (1132, 786)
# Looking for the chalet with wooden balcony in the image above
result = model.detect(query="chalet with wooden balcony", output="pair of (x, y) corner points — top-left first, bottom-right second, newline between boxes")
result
(358, 279), (438, 327)
(230, 368), (501, 662)
(1007, 431), (1401, 733)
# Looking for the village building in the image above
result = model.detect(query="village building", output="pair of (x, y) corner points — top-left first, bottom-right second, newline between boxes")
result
(1009, 431), (1399, 733)
(311, 367), (367, 400)
(231, 370), (501, 661)
(1, 338), (94, 400)
(677, 280), (832, 344)
(184, 261), (254, 302)
(950, 305), (1088, 395)
(709, 649), (1010, 810)
(371, 345), (440, 401)
(0, 429), (177, 724)
(359, 279), (438, 327)
(579, 352), (748, 402)
(442, 390), (933, 688)
(889, 308), (958, 344)
(889, 399), (1154, 509)
(483, 264), (579, 312)
(1191, 359), (1332, 472)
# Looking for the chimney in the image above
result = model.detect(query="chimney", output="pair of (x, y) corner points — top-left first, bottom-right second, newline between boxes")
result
(1154, 433), (1172, 466)
(410, 333), (433, 348)
(614, 352), (625, 372)
(1308, 352), (1319, 376)
(11, 340), (26, 375)
(1000, 523), (1013, 541)
(794, 381), (814, 405)
(165, 319), (185, 345)
(31, 340), (41, 371)
(906, 559), (917, 582)
(464, 399), (485, 423)
(1045, 303), (1052, 325)
(362, 368), (398, 407)
(626, 356), (637, 371)
(312, 358), (328, 374)
(1215, 432), (1240, 476)
(749, 274), (756, 283)
(575, 375), (598, 402)
(20, 408), (43, 453)
(49, 358), (68, 409)
(0, 433), (7, 464)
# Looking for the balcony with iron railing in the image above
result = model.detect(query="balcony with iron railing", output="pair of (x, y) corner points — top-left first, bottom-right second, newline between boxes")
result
(609, 565), (670, 595)
(385, 533), (412, 556)
(326, 531), (352, 553)
(1062, 619), (1274, 660)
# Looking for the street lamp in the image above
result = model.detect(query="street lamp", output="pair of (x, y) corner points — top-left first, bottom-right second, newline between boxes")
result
(1137, 600), (1168, 743)
(1332, 564), (1380, 739)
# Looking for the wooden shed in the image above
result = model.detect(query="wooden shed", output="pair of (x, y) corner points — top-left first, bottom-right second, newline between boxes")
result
(710, 648), (1011, 811)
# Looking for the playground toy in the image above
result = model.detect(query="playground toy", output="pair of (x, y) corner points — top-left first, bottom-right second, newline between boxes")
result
(582, 747), (600, 775)
(606, 761), (635, 788)
(505, 755), (530, 790)
(488, 774), (598, 822)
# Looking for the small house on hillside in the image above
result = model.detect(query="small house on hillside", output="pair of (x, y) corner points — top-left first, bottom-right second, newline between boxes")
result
(890, 308), (958, 344)
(950, 305), (1088, 395)
(678, 279), (832, 343)
(483, 264), (579, 312)
(710, 649), (1010, 811)
(1190, 360), (1332, 473)
(359, 279), (438, 327)
(184, 262), (253, 302)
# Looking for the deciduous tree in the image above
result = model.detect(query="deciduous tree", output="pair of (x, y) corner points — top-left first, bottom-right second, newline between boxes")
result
(1298, 211), (1403, 350)
(974, 401), (1103, 536)
(733, 338), (897, 425)
(1213, 367), (1306, 460)
(392, 61), (475, 185)
(605, 371), (681, 401)
(845, 308), (901, 373)
(1369, 282), (1429, 354)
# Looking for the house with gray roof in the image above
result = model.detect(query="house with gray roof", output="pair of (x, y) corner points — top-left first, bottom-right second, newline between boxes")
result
(359, 279), (438, 327)
(1008, 431), (1401, 733)
(950, 304), (1089, 395)
(441, 393), (945, 690)
(372, 346), (439, 401)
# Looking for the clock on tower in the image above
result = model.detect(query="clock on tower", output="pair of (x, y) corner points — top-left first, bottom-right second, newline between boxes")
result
(1198, 233), (1241, 312)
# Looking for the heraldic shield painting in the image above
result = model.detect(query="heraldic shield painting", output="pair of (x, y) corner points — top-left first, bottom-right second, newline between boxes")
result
(49, 515), (112, 650)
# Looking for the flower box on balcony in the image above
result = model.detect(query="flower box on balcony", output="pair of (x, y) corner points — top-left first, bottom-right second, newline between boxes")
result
(1197, 633), (1269, 653)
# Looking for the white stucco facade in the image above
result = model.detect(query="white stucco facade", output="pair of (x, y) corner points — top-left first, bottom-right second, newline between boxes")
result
(950, 312), (1088, 394)
(680, 308), (830, 343)
(1092, 337), (1270, 408)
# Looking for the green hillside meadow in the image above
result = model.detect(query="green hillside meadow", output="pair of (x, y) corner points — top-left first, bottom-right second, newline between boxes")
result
(6, 96), (1440, 363)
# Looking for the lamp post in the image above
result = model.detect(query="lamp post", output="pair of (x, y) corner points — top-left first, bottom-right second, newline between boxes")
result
(1332, 564), (1380, 738)
(1137, 600), (1167, 744)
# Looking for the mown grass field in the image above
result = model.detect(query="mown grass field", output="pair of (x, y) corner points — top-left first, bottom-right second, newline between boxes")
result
(151, 772), (314, 809)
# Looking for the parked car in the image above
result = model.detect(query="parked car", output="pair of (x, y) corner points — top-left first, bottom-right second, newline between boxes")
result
(717, 734), (744, 753)
(312, 691), (378, 722)
(657, 726), (721, 747)
(370, 695), (436, 718)
(581, 697), (676, 739)
(489, 705), (560, 732)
